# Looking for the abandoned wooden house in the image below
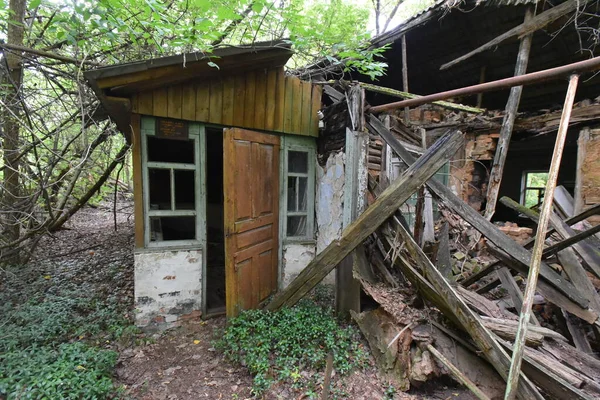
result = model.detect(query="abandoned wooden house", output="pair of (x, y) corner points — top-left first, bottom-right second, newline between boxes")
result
(86, 0), (600, 396)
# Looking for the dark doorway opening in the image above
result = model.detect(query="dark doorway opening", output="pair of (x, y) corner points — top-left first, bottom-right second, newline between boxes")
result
(206, 128), (225, 314)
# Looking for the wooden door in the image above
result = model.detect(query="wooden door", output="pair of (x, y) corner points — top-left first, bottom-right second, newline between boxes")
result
(224, 128), (280, 317)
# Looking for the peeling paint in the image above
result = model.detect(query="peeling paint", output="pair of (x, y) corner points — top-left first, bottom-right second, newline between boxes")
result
(282, 243), (316, 288)
(134, 249), (202, 330)
(316, 151), (345, 253)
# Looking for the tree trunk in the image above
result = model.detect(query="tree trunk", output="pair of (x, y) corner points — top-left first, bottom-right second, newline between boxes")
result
(1, 0), (27, 250)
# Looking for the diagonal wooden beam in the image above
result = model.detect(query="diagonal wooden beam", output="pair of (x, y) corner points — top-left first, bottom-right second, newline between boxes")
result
(440, 0), (587, 70)
(265, 130), (464, 311)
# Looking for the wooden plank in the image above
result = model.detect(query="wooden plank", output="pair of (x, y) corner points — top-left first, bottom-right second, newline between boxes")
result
(209, 79), (223, 124)
(137, 90), (153, 115)
(264, 68), (277, 131)
(367, 115), (590, 312)
(152, 87), (168, 117)
(243, 70), (256, 128)
(131, 114), (144, 248)
(436, 222), (452, 279)
(167, 85), (183, 119)
(253, 69), (267, 130)
(291, 77), (303, 135)
(483, 7), (534, 222)
(181, 83), (196, 121)
(222, 76), (235, 126)
(131, 93), (139, 113)
(311, 84), (321, 137)
(496, 267), (540, 326)
(266, 130), (464, 311)
(195, 82), (210, 122)
(273, 68), (285, 132)
(233, 74), (246, 125)
(283, 75), (294, 133)
(440, 0), (585, 70)
(300, 81), (312, 136)
(393, 215), (543, 400)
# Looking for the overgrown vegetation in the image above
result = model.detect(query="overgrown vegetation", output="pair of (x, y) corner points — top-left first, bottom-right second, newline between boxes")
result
(0, 268), (136, 399)
(215, 299), (369, 398)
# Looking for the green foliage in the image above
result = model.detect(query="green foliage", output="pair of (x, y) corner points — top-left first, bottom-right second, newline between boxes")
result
(0, 274), (136, 399)
(215, 300), (368, 397)
(523, 172), (548, 208)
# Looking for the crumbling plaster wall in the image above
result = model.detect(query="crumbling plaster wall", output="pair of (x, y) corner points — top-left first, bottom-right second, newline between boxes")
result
(282, 244), (316, 288)
(316, 151), (345, 253)
(134, 249), (202, 330)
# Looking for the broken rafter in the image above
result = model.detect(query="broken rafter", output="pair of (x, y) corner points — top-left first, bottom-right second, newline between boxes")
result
(369, 56), (600, 114)
(265, 130), (464, 311)
(440, 0), (587, 70)
(505, 74), (580, 400)
(359, 82), (484, 114)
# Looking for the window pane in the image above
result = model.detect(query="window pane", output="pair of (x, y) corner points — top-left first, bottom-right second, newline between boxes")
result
(149, 168), (171, 210)
(526, 172), (548, 188)
(287, 216), (307, 236)
(150, 216), (195, 241)
(298, 177), (308, 212)
(287, 176), (297, 212)
(288, 151), (308, 173)
(147, 136), (194, 164)
(174, 170), (195, 210)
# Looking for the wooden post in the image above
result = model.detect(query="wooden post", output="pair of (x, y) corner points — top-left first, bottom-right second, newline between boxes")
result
(401, 35), (410, 124)
(484, 7), (534, 222)
(505, 74), (580, 400)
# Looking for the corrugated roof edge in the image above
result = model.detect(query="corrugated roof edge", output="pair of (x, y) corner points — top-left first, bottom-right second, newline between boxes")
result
(84, 39), (293, 82)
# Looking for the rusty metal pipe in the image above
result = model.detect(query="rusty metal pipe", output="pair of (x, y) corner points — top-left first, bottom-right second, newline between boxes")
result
(369, 56), (600, 113)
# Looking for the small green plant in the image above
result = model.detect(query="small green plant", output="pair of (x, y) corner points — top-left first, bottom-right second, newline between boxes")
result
(385, 383), (397, 399)
(215, 299), (368, 397)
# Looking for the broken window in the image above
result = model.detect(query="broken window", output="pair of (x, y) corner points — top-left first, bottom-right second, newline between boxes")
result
(521, 171), (548, 209)
(141, 117), (204, 247)
(282, 137), (316, 240)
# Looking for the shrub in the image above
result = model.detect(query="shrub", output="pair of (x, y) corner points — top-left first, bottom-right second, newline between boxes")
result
(215, 300), (368, 397)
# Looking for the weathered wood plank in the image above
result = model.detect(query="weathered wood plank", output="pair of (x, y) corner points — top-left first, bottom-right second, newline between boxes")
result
(152, 87), (168, 117)
(300, 81), (312, 135)
(222, 76), (235, 126)
(273, 68), (285, 132)
(131, 114), (144, 248)
(254, 69), (267, 130)
(496, 267), (540, 326)
(181, 83), (196, 121)
(264, 68), (277, 131)
(138, 91), (153, 115)
(291, 77), (303, 135)
(233, 74), (246, 124)
(243, 70), (256, 128)
(311, 84), (322, 137)
(283, 75), (294, 133)
(266, 130), (464, 311)
(167, 85), (183, 119)
(367, 115), (590, 311)
(196, 82), (210, 122)
(131, 93), (139, 113)
(209, 79), (223, 124)
(436, 222), (452, 279)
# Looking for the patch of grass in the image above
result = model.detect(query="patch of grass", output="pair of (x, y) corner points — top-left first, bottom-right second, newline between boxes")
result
(0, 271), (135, 399)
(215, 300), (368, 397)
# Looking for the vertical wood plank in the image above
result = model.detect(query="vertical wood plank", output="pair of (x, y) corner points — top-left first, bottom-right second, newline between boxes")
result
(131, 94), (139, 113)
(138, 91), (153, 115)
(209, 79), (223, 124)
(273, 68), (285, 132)
(311, 84), (322, 137)
(233, 74), (246, 126)
(222, 76), (235, 126)
(196, 82), (210, 122)
(265, 68), (277, 131)
(300, 81), (312, 136)
(283, 76), (294, 133)
(254, 69), (268, 130)
(167, 85), (182, 119)
(243, 70), (256, 128)
(152, 87), (168, 117)
(291, 77), (303, 135)
(182, 83), (196, 120)
(131, 114), (144, 248)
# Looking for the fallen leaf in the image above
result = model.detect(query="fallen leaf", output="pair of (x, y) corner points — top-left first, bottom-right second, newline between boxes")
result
(193, 339), (200, 345)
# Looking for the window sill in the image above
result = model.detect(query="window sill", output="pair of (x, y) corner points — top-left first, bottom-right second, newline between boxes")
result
(283, 238), (316, 246)
(137, 242), (203, 253)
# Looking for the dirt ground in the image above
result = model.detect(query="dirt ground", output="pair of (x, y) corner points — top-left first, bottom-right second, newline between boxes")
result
(29, 200), (476, 400)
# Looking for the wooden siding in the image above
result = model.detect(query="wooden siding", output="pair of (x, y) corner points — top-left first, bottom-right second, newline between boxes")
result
(131, 67), (321, 137)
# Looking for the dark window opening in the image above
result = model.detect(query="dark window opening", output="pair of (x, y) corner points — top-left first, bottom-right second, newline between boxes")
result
(147, 136), (194, 163)
(206, 127), (225, 314)
(150, 216), (195, 241)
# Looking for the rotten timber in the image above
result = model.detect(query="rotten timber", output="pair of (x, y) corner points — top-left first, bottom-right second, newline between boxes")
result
(367, 115), (596, 323)
(265, 130), (464, 311)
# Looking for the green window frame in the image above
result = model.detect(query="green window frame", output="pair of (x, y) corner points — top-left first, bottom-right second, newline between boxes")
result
(140, 116), (205, 248)
(281, 136), (316, 242)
